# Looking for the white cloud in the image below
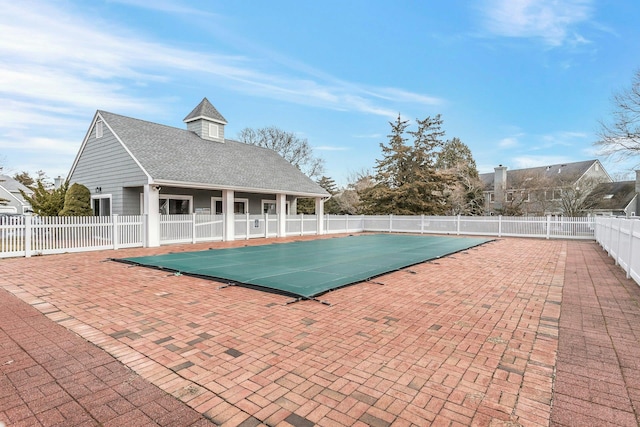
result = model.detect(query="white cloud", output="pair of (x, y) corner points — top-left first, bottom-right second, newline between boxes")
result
(0, 1), (438, 119)
(0, 0), (445, 176)
(106, 0), (216, 17)
(512, 155), (573, 169)
(499, 137), (519, 148)
(480, 0), (593, 46)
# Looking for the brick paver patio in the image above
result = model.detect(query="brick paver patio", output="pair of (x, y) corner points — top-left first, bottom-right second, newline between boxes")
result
(1, 235), (639, 426)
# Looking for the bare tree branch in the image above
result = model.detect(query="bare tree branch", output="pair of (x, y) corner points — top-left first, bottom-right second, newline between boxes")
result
(596, 69), (640, 166)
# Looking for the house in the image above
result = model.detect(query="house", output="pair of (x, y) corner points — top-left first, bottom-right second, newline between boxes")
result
(583, 171), (640, 218)
(67, 98), (329, 246)
(480, 160), (612, 216)
(0, 174), (33, 214)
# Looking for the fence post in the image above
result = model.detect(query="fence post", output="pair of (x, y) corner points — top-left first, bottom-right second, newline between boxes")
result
(498, 215), (502, 237)
(113, 214), (120, 250)
(264, 213), (269, 238)
(546, 215), (551, 239)
(456, 214), (461, 236)
(615, 218), (622, 266)
(345, 214), (349, 233)
(142, 214), (148, 247)
(389, 214), (393, 233)
(245, 212), (250, 240)
(300, 213), (304, 236)
(191, 213), (197, 244)
(25, 215), (32, 258)
(627, 219), (635, 279)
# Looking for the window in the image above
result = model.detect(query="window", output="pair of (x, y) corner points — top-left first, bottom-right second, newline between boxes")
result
(159, 195), (192, 214)
(211, 197), (249, 214)
(212, 198), (223, 214)
(92, 195), (111, 216)
(96, 120), (103, 138)
(489, 193), (495, 202)
(234, 201), (247, 214)
(209, 123), (219, 138)
(263, 201), (276, 215)
(262, 200), (290, 215)
(545, 189), (562, 201)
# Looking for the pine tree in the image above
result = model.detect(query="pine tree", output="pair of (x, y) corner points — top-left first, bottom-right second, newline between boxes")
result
(317, 176), (338, 195)
(20, 180), (68, 216)
(59, 183), (93, 216)
(360, 114), (453, 215)
(436, 138), (485, 215)
(360, 115), (411, 214)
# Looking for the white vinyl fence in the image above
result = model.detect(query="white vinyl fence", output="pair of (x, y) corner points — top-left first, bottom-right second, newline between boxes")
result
(0, 215), (144, 258)
(594, 217), (640, 287)
(1, 213), (596, 259)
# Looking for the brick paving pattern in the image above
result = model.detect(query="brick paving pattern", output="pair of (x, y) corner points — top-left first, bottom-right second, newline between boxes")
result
(0, 289), (214, 426)
(551, 241), (640, 427)
(0, 235), (639, 426)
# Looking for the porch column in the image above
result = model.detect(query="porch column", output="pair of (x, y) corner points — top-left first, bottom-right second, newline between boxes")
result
(144, 184), (160, 247)
(315, 197), (325, 235)
(223, 189), (235, 241)
(276, 193), (287, 237)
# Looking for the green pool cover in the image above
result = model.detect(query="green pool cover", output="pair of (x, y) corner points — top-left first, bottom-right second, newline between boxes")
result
(116, 234), (492, 299)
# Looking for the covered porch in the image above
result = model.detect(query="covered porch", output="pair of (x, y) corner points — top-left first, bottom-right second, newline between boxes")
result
(140, 183), (326, 246)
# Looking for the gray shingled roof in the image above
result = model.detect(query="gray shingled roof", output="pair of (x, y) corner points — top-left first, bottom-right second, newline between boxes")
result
(479, 160), (598, 190)
(183, 98), (227, 124)
(0, 175), (33, 195)
(99, 111), (328, 197)
(584, 181), (637, 211)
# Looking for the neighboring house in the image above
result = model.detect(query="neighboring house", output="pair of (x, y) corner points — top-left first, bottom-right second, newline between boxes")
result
(67, 98), (329, 246)
(584, 171), (640, 218)
(480, 160), (612, 216)
(0, 174), (34, 214)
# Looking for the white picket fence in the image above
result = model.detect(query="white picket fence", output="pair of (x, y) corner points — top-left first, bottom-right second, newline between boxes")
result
(0, 215), (145, 258)
(594, 217), (640, 287)
(1, 213), (598, 259)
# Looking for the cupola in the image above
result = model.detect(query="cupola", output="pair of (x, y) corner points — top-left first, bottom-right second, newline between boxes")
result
(183, 97), (228, 142)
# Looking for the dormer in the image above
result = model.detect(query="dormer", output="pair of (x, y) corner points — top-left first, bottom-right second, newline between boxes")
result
(183, 97), (228, 142)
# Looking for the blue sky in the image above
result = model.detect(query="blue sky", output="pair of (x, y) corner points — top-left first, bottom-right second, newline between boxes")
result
(2, 0), (640, 186)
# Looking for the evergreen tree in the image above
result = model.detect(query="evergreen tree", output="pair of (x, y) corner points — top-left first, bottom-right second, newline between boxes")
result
(436, 138), (485, 215)
(20, 180), (68, 216)
(13, 171), (36, 188)
(316, 176), (342, 214)
(360, 114), (452, 215)
(317, 176), (338, 195)
(359, 115), (411, 214)
(60, 183), (93, 216)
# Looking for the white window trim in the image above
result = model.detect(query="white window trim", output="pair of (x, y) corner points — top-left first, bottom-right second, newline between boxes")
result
(96, 120), (103, 138)
(159, 194), (193, 214)
(209, 123), (219, 138)
(91, 194), (112, 216)
(261, 199), (290, 215)
(211, 197), (223, 214)
(234, 198), (249, 214)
